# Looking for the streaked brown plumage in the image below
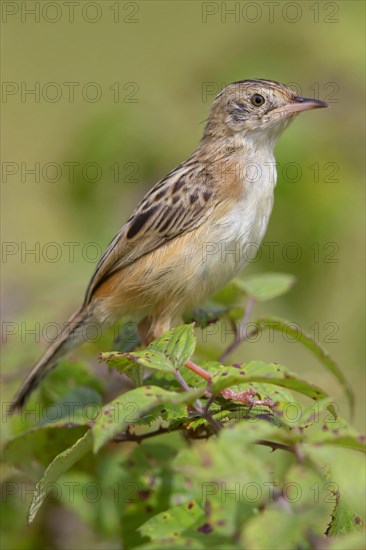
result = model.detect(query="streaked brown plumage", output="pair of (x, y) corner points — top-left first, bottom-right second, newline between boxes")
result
(10, 79), (328, 412)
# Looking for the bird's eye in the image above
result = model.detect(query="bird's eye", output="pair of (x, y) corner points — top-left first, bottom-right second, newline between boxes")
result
(251, 94), (265, 107)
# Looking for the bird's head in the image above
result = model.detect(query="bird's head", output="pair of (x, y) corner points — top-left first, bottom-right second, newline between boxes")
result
(204, 79), (328, 146)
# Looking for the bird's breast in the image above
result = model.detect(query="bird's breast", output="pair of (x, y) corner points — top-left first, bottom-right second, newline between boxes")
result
(201, 152), (277, 288)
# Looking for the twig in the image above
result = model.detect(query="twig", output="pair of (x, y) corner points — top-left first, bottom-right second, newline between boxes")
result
(184, 360), (211, 381)
(112, 426), (295, 454)
(173, 367), (205, 413)
(173, 368), (222, 434)
(174, 368), (195, 393)
(113, 425), (180, 443)
(219, 296), (257, 362)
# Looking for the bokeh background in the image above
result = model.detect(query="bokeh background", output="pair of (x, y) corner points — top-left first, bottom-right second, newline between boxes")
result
(1, 1), (365, 548)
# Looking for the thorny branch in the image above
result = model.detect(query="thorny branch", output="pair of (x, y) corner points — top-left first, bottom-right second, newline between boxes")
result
(112, 424), (296, 455)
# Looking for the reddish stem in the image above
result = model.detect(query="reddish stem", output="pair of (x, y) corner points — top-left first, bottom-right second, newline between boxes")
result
(184, 360), (212, 381)
(184, 360), (274, 409)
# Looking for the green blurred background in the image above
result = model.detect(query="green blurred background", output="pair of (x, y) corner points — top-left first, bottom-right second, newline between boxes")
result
(1, 0), (365, 547)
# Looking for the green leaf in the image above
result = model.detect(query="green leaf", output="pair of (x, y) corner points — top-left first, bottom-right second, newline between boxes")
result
(2, 425), (88, 477)
(173, 423), (277, 539)
(134, 538), (207, 549)
(327, 532), (366, 550)
(241, 465), (333, 548)
(210, 362), (328, 402)
(283, 463), (335, 527)
(112, 320), (141, 353)
(174, 421), (275, 485)
(92, 385), (204, 452)
(305, 446), (366, 518)
(184, 301), (230, 328)
(118, 440), (187, 548)
(213, 281), (243, 307)
(234, 273), (295, 301)
(307, 417), (366, 453)
(187, 404), (286, 433)
(136, 537), (236, 549)
(38, 386), (102, 426)
(220, 418), (285, 446)
(138, 500), (204, 539)
(133, 401), (190, 427)
(148, 324), (196, 368)
(241, 507), (320, 550)
(255, 316), (354, 413)
(56, 471), (102, 528)
(327, 497), (364, 536)
(100, 325), (196, 377)
(101, 349), (174, 374)
(27, 430), (93, 524)
(40, 359), (103, 404)
(295, 399), (338, 428)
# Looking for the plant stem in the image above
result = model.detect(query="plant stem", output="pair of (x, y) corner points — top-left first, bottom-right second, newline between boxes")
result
(184, 360), (211, 381)
(219, 295), (257, 362)
(113, 426), (295, 454)
(174, 368), (222, 434)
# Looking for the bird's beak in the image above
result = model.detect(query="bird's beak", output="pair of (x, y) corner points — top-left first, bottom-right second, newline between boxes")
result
(282, 96), (329, 114)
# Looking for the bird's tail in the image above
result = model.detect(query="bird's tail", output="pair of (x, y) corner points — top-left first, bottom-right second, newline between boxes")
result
(9, 307), (92, 413)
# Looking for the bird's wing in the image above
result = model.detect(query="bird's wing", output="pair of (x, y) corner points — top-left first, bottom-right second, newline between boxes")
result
(83, 161), (216, 304)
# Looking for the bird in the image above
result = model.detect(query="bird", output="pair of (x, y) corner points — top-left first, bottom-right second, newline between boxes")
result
(10, 79), (328, 412)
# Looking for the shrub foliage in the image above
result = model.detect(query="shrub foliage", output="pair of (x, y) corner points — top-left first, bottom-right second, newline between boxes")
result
(3, 274), (365, 549)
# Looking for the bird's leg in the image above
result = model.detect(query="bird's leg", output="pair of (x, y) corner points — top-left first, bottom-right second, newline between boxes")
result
(148, 315), (172, 343)
(184, 360), (274, 408)
(138, 315), (171, 346)
(137, 317), (151, 346)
